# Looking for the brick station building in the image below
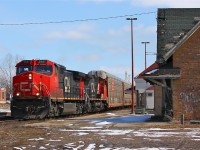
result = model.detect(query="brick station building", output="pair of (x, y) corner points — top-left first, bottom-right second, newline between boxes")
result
(138, 8), (200, 121)
(0, 88), (6, 103)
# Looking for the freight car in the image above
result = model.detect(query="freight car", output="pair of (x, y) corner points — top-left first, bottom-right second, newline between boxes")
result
(11, 59), (132, 119)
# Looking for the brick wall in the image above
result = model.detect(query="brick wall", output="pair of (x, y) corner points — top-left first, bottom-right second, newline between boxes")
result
(173, 27), (200, 120)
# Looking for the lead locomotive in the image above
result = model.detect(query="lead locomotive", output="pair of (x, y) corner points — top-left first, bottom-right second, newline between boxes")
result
(11, 60), (132, 119)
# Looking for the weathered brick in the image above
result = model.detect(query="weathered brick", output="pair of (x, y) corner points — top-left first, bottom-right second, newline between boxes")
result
(173, 27), (200, 121)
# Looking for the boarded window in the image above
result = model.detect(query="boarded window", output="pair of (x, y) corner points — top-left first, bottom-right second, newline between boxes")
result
(147, 93), (153, 97)
(64, 77), (70, 93)
(91, 83), (95, 93)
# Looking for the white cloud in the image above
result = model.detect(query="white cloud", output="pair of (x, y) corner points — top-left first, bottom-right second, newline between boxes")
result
(45, 23), (94, 40)
(131, 0), (200, 8)
(124, 24), (156, 34)
(99, 65), (131, 78)
(47, 30), (89, 40)
(75, 54), (101, 62)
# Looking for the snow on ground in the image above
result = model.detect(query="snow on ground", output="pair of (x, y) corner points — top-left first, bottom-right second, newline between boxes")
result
(80, 126), (103, 129)
(96, 121), (113, 126)
(56, 119), (65, 122)
(59, 128), (200, 138)
(0, 108), (10, 113)
(28, 138), (45, 141)
(13, 127), (200, 150)
(106, 113), (119, 117)
(12, 114), (200, 150)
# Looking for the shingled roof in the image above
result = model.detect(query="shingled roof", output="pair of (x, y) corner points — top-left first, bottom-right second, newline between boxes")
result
(157, 8), (200, 64)
(163, 21), (200, 62)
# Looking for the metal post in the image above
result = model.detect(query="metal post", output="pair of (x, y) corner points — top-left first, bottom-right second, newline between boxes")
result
(127, 18), (137, 114)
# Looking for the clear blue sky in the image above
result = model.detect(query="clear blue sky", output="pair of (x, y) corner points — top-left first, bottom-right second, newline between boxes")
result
(0, 0), (199, 79)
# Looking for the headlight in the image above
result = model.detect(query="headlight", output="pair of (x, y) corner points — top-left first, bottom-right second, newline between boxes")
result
(36, 92), (40, 96)
(29, 74), (32, 79)
(16, 92), (20, 96)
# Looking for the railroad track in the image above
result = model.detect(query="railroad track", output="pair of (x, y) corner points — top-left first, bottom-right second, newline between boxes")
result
(0, 108), (130, 123)
(0, 116), (16, 122)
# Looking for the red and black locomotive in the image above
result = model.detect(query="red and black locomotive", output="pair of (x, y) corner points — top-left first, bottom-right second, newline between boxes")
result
(11, 59), (132, 119)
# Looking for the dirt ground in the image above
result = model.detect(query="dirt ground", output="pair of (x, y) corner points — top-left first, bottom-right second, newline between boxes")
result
(0, 109), (200, 150)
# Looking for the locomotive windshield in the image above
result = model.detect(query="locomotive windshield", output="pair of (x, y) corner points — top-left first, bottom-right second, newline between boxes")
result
(35, 65), (52, 75)
(17, 66), (33, 74)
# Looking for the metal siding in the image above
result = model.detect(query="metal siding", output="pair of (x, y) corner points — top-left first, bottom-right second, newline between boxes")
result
(107, 77), (127, 107)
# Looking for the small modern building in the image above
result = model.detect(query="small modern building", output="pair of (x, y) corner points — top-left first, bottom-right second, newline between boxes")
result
(139, 8), (200, 121)
(135, 78), (154, 110)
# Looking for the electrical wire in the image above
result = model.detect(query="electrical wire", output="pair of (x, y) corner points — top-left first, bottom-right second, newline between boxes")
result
(0, 11), (156, 26)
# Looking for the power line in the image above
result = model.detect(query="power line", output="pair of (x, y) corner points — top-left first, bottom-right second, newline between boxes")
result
(0, 11), (156, 26)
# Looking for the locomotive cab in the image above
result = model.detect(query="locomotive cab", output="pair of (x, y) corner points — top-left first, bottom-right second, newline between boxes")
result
(13, 60), (55, 98)
(11, 60), (58, 119)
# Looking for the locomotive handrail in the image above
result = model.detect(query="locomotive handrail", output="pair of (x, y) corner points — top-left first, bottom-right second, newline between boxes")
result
(84, 88), (90, 100)
(40, 82), (51, 109)
(40, 82), (50, 96)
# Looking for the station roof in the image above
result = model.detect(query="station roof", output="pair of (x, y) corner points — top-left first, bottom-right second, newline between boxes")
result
(157, 8), (200, 64)
(163, 21), (200, 62)
(137, 9), (200, 87)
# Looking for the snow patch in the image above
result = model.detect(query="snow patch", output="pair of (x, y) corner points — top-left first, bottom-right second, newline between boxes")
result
(38, 146), (47, 149)
(147, 128), (176, 131)
(48, 139), (62, 142)
(73, 132), (89, 136)
(28, 138), (45, 141)
(60, 129), (132, 136)
(64, 143), (76, 149)
(60, 129), (100, 132)
(13, 147), (23, 150)
(98, 129), (132, 135)
(192, 139), (200, 141)
(106, 113), (117, 116)
(65, 124), (73, 126)
(96, 121), (112, 126)
(0, 108), (10, 113)
(85, 143), (96, 150)
(144, 138), (161, 141)
(80, 126), (103, 129)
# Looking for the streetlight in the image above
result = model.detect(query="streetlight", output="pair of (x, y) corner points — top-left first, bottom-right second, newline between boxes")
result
(126, 17), (137, 114)
(141, 42), (150, 113)
(141, 42), (150, 69)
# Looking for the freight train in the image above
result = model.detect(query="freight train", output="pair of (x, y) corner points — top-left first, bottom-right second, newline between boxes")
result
(11, 59), (132, 119)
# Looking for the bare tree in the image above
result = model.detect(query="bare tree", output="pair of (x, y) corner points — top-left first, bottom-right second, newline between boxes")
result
(0, 53), (23, 100)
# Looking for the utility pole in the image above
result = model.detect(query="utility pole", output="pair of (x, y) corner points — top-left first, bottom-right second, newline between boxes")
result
(141, 42), (150, 69)
(141, 41), (150, 112)
(126, 18), (137, 114)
